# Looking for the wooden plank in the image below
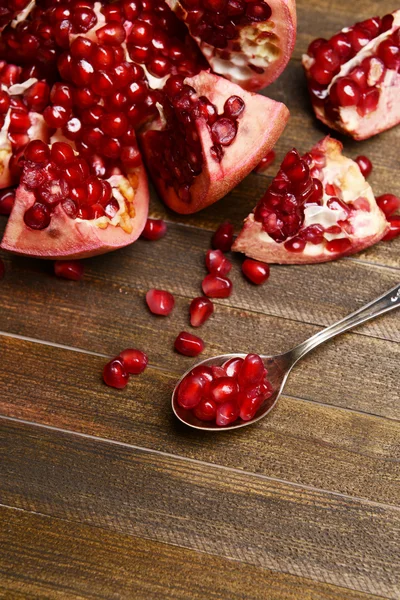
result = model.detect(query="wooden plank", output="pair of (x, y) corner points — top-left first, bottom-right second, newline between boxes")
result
(1, 505), (384, 600)
(1, 419), (399, 598)
(0, 336), (399, 505)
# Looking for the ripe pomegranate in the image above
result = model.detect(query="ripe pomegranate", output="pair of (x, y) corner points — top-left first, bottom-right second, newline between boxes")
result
(1, 139), (149, 259)
(303, 11), (400, 140)
(141, 70), (289, 214)
(167, 0), (297, 91)
(233, 137), (389, 264)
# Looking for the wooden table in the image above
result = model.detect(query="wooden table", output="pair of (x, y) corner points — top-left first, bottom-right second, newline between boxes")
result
(1, 1), (399, 598)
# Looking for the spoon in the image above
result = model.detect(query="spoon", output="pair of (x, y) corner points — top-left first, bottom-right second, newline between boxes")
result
(172, 283), (400, 431)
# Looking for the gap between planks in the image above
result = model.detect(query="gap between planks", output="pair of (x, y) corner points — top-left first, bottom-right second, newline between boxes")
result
(1, 414), (399, 513)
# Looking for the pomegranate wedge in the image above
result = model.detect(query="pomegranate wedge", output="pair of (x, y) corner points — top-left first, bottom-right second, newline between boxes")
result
(233, 137), (389, 264)
(303, 10), (400, 140)
(141, 71), (289, 214)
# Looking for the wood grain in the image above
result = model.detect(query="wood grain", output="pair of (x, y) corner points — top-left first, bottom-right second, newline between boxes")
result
(1, 419), (399, 598)
(1, 506), (387, 600)
(0, 336), (399, 506)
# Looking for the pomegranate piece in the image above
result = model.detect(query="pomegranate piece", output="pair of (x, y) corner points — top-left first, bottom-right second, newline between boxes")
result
(175, 331), (205, 357)
(54, 260), (84, 281)
(212, 222), (234, 252)
(146, 289), (175, 316)
(0, 188), (15, 215)
(355, 156), (373, 178)
(208, 377), (239, 404)
(303, 11), (400, 140)
(119, 348), (148, 374)
(376, 194), (400, 216)
(202, 274), (232, 298)
(177, 372), (208, 409)
(190, 297), (214, 327)
(383, 216), (400, 241)
(216, 400), (240, 427)
(205, 249), (232, 275)
(242, 259), (270, 285)
(141, 71), (289, 214)
(103, 358), (129, 389)
(1, 139), (149, 259)
(141, 218), (167, 241)
(167, 0), (297, 91)
(233, 137), (389, 264)
(254, 150), (276, 174)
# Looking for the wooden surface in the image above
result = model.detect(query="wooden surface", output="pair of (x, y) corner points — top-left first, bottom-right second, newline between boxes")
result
(0, 0), (399, 598)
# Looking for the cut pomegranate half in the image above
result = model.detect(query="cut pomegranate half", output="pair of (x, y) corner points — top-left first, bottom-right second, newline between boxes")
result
(141, 70), (289, 214)
(1, 140), (149, 259)
(167, 0), (297, 91)
(233, 137), (389, 264)
(303, 10), (400, 140)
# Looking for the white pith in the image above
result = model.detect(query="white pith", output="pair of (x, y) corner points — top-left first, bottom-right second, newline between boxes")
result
(11, 0), (35, 27)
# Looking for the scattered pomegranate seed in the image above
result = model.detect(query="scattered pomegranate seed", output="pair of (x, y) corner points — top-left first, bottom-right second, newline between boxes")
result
(146, 289), (175, 316)
(355, 155), (373, 178)
(0, 258), (4, 280)
(242, 259), (270, 285)
(174, 331), (205, 357)
(254, 150), (276, 173)
(205, 249), (232, 275)
(141, 218), (167, 241)
(103, 358), (129, 389)
(383, 215), (400, 241)
(376, 194), (400, 216)
(54, 260), (84, 281)
(202, 274), (232, 298)
(0, 188), (15, 215)
(190, 297), (214, 327)
(119, 348), (148, 374)
(212, 221), (234, 252)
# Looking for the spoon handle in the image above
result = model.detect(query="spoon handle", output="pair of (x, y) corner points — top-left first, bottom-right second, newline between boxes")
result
(289, 283), (400, 364)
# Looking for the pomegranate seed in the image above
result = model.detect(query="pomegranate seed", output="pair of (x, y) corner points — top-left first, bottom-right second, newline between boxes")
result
(223, 357), (244, 378)
(211, 117), (237, 146)
(177, 373), (207, 409)
(205, 249), (232, 275)
(238, 354), (264, 388)
(174, 331), (204, 357)
(193, 398), (217, 421)
(23, 203), (51, 230)
(254, 150), (276, 173)
(43, 105), (70, 128)
(284, 237), (306, 252)
(325, 238), (352, 253)
(54, 261), (84, 281)
(103, 358), (129, 389)
(146, 289), (175, 316)
(202, 274), (232, 298)
(378, 39), (400, 70)
(23, 81), (50, 112)
(24, 140), (50, 164)
(51, 142), (75, 166)
(0, 188), (15, 215)
(119, 348), (148, 374)
(376, 194), (400, 216)
(208, 377), (239, 404)
(141, 218), (167, 241)
(190, 297), (214, 327)
(190, 365), (214, 383)
(224, 95), (245, 119)
(216, 400), (240, 427)
(382, 216), (400, 241)
(331, 78), (360, 107)
(242, 259), (270, 285)
(355, 155), (373, 178)
(212, 221), (234, 251)
(239, 393), (264, 421)
(211, 366), (226, 378)
(308, 38), (327, 57)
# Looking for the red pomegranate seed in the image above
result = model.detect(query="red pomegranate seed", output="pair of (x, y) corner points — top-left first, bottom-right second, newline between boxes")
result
(190, 365), (214, 383)
(141, 218), (167, 241)
(238, 354), (264, 388)
(223, 357), (244, 378)
(24, 81), (50, 112)
(193, 398), (217, 421)
(177, 372), (207, 409)
(54, 260), (84, 281)
(0, 258), (4, 280)
(0, 188), (15, 215)
(43, 105), (70, 128)
(242, 259), (270, 285)
(224, 95), (245, 119)
(103, 358), (129, 389)
(325, 238), (352, 253)
(189, 297), (214, 327)
(216, 400), (240, 427)
(208, 377), (239, 404)
(24, 140), (50, 164)
(376, 194), (400, 216)
(254, 150), (276, 173)
(212, 221), (234, 251)
(23, 203), (51, 230)
(355, 155), (373, 178)
(239, 393), (264, 421)
(205, 249), (232, 275)
(174, 331), (204, 357)
(50, 142), (75, 166)
(119, 348), (148, 374)
(331, 78), (360, 107)
(202, 274), (232, 298)
(146, 289), (175, 316)
(382, 216), (400, 241)
(211, 117), (237, 146)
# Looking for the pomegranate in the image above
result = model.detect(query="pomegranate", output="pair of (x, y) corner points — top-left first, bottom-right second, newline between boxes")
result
(176, 352), (273, 426)
(1, 139), (149, 259)
(303, 11), (400, 140)
(119, 348), (148, 374)
(54, 260), (84, 281)
(174, 331), (205, 356)
(189, 296), (214, 327)
(167, 0), (297, 91)
(140, 70), (289, 214)
(233, 137), (389, 264)
(146, 289), (175, 316)
(141, 218), (167, 241)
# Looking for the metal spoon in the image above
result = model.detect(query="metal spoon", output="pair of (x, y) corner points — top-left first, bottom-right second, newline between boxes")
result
(172, 283), (400, 431)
